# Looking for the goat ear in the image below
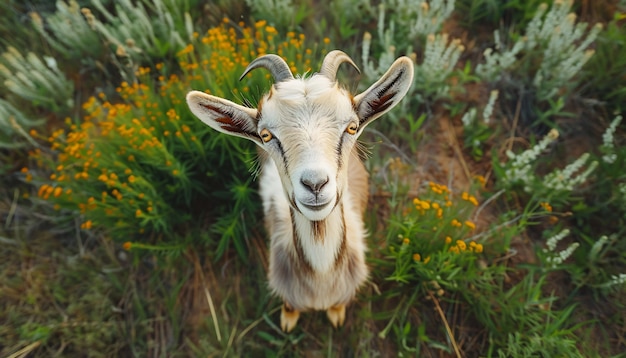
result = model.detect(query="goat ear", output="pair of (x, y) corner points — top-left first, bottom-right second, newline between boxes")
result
(186, 90), (261, 145)
(353, 57), (414, 132)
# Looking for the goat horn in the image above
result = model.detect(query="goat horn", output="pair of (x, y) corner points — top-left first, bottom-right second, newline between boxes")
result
(239, 54), (294, 83)
(319, 50), (360, 82)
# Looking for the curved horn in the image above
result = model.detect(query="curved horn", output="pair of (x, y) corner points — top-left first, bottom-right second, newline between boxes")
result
(239, 54), (294, 82)
(319, 50), (360, 82)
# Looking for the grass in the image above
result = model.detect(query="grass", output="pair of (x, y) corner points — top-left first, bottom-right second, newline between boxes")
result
(1, 0), (626, 356)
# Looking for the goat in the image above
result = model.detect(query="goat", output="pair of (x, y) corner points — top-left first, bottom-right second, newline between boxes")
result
(186, 50), (413, 331)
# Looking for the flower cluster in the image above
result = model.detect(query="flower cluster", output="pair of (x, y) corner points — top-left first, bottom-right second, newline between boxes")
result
(528, 1), (602, 99)
(414, 33), (464, 100)
(361, 2), (462, 105)
(542, 153), (597, 192)
(387, 179), (486, 286)
(501, 127), (598, 195)
(87, 0), (191, 64)
(502, 129), (558, 191)
(476, 33), (525, 81)
(0, 46), (74, 112)
(461, 89), (499, 159)
(461, 89), (499, 127)
(244, 0), (296, 31)
(181, 19), (325, 98)
(601, 114), (623, 164)
(602, 273), (626, 289)
(477, 0), (602, 101)
(448, 237), (483, 254)
(392, 0), (455, 40)
(542, 228), (579, 268)
(26, 21), (326, 245)
(30, 0), (103, 61)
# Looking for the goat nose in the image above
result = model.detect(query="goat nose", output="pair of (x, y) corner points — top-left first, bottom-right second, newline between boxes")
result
(300, 171), (329, 194)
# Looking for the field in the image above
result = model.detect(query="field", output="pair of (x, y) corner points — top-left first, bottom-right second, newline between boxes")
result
(1, 0), (625, 356)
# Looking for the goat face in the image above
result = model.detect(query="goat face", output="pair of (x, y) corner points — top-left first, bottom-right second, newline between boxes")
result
(186, 51), (414, 221)
(256, 74), (359, 220)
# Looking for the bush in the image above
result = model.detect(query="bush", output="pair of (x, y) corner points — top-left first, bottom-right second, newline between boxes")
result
(25, 20), (330, 258)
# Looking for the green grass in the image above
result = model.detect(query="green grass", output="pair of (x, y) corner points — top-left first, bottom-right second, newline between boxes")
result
(1, 0), (625, 356)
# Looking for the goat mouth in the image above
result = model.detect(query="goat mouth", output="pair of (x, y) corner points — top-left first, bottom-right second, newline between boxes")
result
(299, 201), (331, 212)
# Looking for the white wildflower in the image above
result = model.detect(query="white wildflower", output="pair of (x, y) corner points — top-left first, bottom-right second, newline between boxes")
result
(601, 115), (623, 164)
(546, 242), (579, 268)
(461, 108), (476, 127)
(477, 0), (601, 101)
(601, 273), (626, 289)
(544, 228), (570, 253)
(543, 153), (597, 191)
(482, 90), (499, 124)
(391, 0), (455, 40)
(589, 235), (609, 261)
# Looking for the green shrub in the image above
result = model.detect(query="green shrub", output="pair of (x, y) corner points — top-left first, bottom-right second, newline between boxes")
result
(476, 0), (602, 128)
(26, 21), (329, 258)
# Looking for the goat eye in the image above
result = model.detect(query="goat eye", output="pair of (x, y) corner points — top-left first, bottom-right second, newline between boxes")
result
(346, 122), (358, 135)
(260, 128), (273, 143)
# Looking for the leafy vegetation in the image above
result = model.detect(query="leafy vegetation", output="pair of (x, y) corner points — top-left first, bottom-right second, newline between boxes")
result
(1, 0), (625, 356)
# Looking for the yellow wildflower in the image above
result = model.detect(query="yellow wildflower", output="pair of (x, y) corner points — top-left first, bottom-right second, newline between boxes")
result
(474, 175), (486, 186)
(464, 220), (476, 230)
(80, 220), (93, 230)
(540, 202), (553, 212)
